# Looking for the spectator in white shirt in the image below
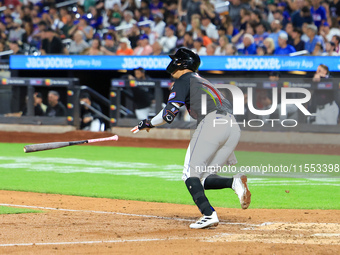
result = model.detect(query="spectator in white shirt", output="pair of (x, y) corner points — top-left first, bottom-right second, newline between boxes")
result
(152, 12), (166, 38)
(141, 24), (157, 45)
(96, 0), (121, 10)
(319, 22), (340, 42)
(120, 10), (137, 27)
(215, 35), (230, 55)
(120, 10), (137, 37)
(321, 41), (338, 56)
(191, 37), (207, 55)
(69, 30), (90, 54)
(201, 15), (219, 42)
(158, 25), (178, 54)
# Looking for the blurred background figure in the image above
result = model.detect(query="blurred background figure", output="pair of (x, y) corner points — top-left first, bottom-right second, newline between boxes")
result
(322, 41), (338, 56)
(215, 35), (229, 55)
(80, 93), (103, 132)
(101, 33), (118, 55)
(125, 67), (154, 120)
(116, 37), (134, 55)
(158, 25), (177, 54)
(86, 38), (104, 55)
(263, 37), (275, 55)
(274, 33), (296, 55)
(288, 27), (305, 52)
(269, 71), (280, 81)
(46, 90), (67, 117)
(305, 24), (325, 54)
(152, 12), (166, 38)
(312, 64), (339, 125)
(8, 40), (23, 54)
(206, 43), (216, 55)
(40, 28), (66, 55)
(133, 34), (153, 55)
(191, 37), (206, 55)
(151, 41), (163, 55)
(8, 18), (26, 43)
(34, 92), (47, 114)
(5, 92), (45, 117)
(69, 30), (89, 54)
(239, 33), (257, 55)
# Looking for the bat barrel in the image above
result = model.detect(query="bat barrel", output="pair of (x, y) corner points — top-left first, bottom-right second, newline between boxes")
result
(23, 135), (118, 153)
(24, 142), (70, 153)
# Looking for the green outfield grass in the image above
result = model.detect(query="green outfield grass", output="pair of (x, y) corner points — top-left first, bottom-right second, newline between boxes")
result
(0, 206), (41, 215)
(0, 143), (339, 210)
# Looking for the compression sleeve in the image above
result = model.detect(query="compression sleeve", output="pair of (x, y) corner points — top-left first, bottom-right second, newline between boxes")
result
(150, 109), (166, 126)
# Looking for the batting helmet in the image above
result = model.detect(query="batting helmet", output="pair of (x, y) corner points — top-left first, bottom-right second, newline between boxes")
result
(166, 47), (201, 74)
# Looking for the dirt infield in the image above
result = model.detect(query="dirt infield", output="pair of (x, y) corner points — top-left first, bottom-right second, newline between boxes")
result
(0, 131), (339, 254)
(1, 191), (340, 255)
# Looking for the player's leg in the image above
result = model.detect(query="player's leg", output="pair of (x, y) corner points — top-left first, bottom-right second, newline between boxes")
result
(200, 113), (240, 190)
(183, 146), (218, 228)
(203, 131), (240, 190)
(202, 114), (251, 209)
(203, 144), (251, 209)
(185, 177), (218, 229)
(204, 151), (238, 190)
(182, 119), (221, 228)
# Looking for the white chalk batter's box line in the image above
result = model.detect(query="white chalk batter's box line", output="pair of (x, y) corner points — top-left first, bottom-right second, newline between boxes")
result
(1, 234), (340, 248)
(2, 203), (339, 228)
(1, 203), (339, 248)
(0, 203), (258, 226)
(0, 238), (181, 247)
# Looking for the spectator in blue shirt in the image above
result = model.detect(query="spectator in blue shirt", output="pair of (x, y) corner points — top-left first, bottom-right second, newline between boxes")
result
(149, 0), (163, 14)
(310, 0), (327, 28)
(305, 24), (325, 53)
(277, 2), (291, 22)
(268, 19), (287, 48)
(254, 23), (269, 46)
(88, 7), (103, 30)
(239, 33), (257, 55)
(291, 6), (314, 28)
(274, 32), (296, 55)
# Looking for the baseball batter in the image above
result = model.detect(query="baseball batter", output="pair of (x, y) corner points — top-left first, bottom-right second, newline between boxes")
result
(131, 47), (251, 229)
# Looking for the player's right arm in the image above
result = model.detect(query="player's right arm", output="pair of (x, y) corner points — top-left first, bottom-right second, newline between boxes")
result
(131, 81), (187, 133)
(131, 101), (182, 133)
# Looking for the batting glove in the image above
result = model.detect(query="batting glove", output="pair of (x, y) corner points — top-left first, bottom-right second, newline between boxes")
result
(131, 119), (154, 134)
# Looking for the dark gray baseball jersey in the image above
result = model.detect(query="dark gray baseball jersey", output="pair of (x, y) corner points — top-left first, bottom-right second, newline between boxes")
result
(167, 72), (233, 124)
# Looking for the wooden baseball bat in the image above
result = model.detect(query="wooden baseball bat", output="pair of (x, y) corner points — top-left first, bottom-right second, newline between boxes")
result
(23, 135), (119, 153)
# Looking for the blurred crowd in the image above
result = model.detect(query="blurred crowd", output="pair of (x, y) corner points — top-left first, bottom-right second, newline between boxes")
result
(0, 0), (339, 57)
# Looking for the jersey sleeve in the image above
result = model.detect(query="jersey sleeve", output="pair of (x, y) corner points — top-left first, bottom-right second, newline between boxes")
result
(167, 79), (189, 105)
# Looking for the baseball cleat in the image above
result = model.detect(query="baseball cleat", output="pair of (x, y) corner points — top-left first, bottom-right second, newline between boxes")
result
(190, 211), (219, 229)
(232, 173), (251, 209)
